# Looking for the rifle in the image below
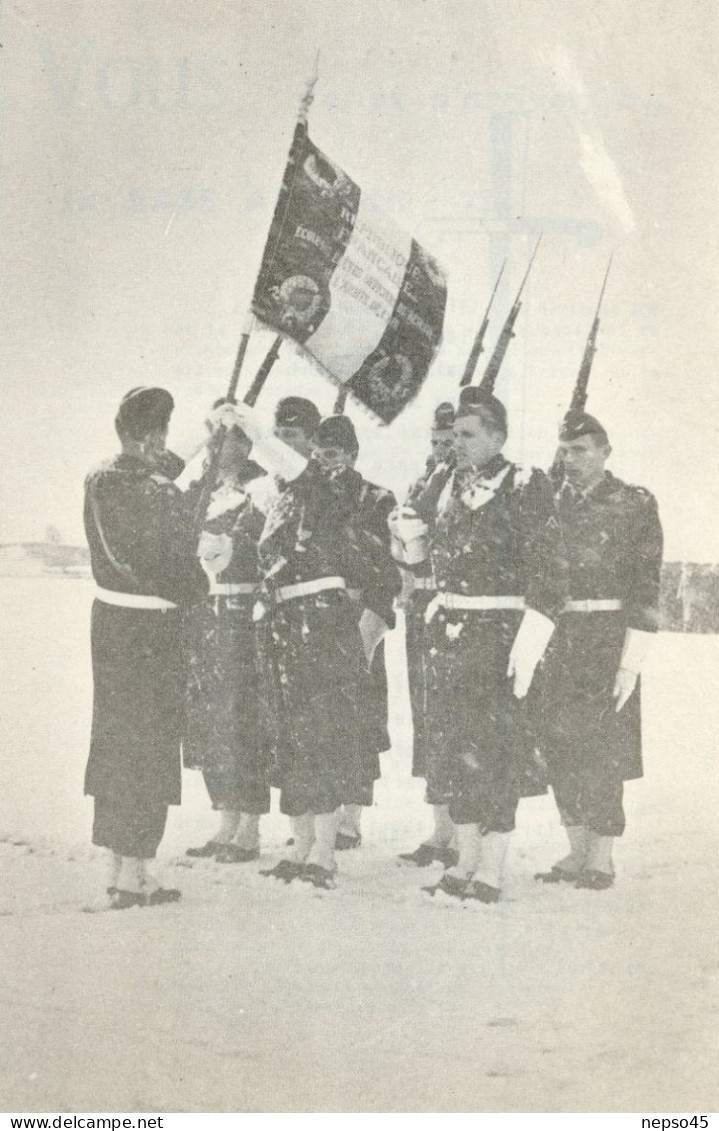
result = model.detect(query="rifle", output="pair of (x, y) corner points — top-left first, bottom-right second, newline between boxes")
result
(460, 260), (506, 387)
(549, 255), (613, 483)
(333, 385), (348, 413)
(479, 234), (542, 394)
(568, 254), (613, 414)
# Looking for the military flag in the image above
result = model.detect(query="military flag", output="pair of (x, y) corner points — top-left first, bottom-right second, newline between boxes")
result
(251, 124), (447, 424)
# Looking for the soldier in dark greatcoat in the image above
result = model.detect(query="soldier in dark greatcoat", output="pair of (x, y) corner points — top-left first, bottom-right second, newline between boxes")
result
(312, 414), (401, 849)
(183, 419), (270, 863)
(392, 402), (459, 868)
(84, 387), (209, 909)
(536, 411), (663, 889)
(217, 398), (372, 889)
(400, 385), (567, 902)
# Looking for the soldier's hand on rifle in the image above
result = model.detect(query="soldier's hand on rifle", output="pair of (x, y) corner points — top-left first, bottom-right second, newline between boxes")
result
(613, 667), (638, 713)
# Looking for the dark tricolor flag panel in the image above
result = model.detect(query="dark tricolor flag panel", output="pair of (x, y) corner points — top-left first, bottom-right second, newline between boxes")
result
(252, 124), (447, 424)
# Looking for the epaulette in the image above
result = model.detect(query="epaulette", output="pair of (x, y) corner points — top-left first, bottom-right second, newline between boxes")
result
(612, 476), (656, 505)
(630, 484), (656, 503)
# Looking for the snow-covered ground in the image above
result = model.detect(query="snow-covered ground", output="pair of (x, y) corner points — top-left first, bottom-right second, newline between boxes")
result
(1, 578), (717, 1113)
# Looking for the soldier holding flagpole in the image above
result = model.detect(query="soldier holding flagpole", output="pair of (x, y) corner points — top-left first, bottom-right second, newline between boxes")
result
(183, 411), (270, 864)
(312, 413), (401, 849)
(213, 398), (375, 889)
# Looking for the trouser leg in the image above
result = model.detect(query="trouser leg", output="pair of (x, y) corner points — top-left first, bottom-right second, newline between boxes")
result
(552, 763), (626, 838)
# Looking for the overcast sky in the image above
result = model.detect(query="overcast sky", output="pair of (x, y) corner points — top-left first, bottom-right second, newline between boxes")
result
(2, 0), (717, 558)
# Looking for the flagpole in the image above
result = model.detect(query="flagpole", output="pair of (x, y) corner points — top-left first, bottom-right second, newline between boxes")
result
(226, 312), (255, 402)
(244, 334), (283, 407)
(192, 57), (322, 536)
(234, 52), (320, 410)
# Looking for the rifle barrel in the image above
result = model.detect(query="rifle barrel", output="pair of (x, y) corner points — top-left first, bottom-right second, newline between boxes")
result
(460, 259), (506, 386)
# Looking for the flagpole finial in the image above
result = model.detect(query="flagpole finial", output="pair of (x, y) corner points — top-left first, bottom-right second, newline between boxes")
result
(298, 50), (320, 126)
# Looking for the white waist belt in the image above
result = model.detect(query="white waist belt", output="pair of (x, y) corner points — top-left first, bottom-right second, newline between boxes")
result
(564, 599), (623, 613)
(435, 593), (525, 611)
(209, 582), (256, 597)
(95, 587), (177, 610)
(412, 577), (437, 591)
(274, 576), (347, 604)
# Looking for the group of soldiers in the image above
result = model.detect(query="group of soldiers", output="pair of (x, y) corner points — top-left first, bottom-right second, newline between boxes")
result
(82, 374), (663, 910)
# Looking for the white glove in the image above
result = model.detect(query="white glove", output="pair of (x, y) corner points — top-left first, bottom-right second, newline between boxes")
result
(387, 506), (429, 565)
(197, 531), (233, 575)
(251, 430), (307, 482)
(506, 608), (555, 699)
(613, 628), (653, 712)
(613, 668), (638, 713)
(619, 627), (654, 673)
(208, 403), (307, 482)
(206, 401), (260, 441)
(358, 608), (389, 666)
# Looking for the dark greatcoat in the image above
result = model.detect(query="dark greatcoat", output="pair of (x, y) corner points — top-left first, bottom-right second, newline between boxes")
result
(422, 455), (567, 831)
(83, 454), (208, 855)
(322, 466), (401, 801)
(183, 468), (270, 814)
(541, 472), (663, 789)
(255, 460), (385, 816)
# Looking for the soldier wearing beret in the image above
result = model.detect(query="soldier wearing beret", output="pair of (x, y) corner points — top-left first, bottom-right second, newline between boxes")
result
(217, 397), (370, 888)
(392, 402), (460, 868)
(536, 411), (663, 889)
(84, 387), (209, 909)
(183, 410), (270, 864)
(406, 386), (567, 902)
(272, 395), (322, 459)
(312, 414), (402, 849)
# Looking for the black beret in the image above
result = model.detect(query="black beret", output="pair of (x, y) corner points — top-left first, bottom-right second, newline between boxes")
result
(432, 401), (455, 431)
(456, 385), (508, 435)
(559, 411), (609, 445)
(274, 396), (321, 432)
(314, 414), (359, 455)
(115, 387), (174, 440)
